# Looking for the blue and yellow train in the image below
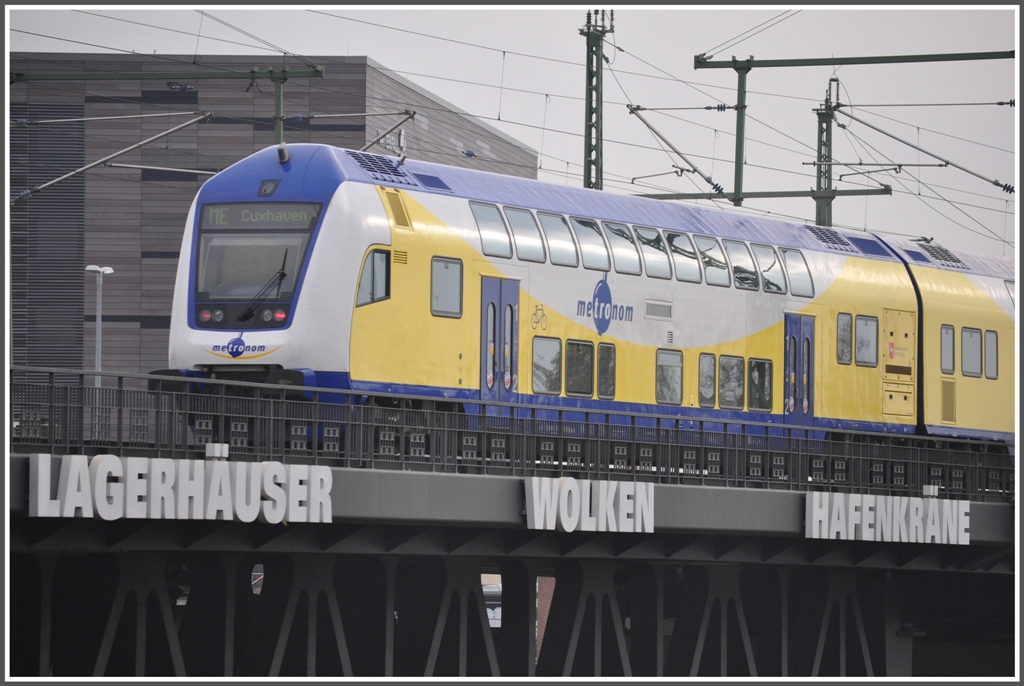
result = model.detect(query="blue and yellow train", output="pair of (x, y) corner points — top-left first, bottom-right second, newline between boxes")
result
(166, 143), (1016, 446)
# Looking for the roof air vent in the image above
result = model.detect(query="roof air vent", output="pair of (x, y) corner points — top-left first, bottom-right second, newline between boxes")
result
(803, 224), (859, 253)
(916, 242), (969, 270)
(345, 150), (418, 187)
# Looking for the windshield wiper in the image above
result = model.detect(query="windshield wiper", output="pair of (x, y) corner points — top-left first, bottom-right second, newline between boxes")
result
(237, 250), (288, 322)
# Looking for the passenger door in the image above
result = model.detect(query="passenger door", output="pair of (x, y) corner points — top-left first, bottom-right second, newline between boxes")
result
(784, 314), (815, 426)
(480, 277), (519, 403)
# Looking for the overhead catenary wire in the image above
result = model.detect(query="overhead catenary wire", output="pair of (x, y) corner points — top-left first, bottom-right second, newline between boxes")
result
(699, 10), (802, 60)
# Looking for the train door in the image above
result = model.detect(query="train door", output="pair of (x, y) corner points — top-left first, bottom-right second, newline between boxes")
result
(784, 313), (815, 426)
(480, 277), (519, 403)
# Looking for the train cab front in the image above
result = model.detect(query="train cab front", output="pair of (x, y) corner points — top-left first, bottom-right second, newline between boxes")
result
(165, 144), (348, 390)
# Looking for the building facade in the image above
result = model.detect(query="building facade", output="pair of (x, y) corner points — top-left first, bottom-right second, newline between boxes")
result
(9, 53), (537, 377)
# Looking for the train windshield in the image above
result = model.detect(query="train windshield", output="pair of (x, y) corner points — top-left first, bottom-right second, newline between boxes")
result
(195, 203), (321, 301)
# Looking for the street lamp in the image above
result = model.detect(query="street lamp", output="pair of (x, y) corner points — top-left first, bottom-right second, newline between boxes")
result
(85, 265), (114, 386)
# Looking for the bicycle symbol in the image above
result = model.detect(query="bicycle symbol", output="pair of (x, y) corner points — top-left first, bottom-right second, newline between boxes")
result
(530, 305), (548, 331)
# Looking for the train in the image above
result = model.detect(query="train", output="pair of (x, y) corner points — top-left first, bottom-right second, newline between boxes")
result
(161, 142), (1016, 447)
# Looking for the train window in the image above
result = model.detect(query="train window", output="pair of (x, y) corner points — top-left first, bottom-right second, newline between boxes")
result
(602, 222), (642, 275)
(503, 207), (546, 263)
(656, 349), (682, 405)
(693, 236), (730, 287)
(470, 202), (513, 258)
(357, 250), (390, 306)
(665, 232), (702, 283)
(719, 356), (745, 410)
(430, 257), (462, 317)
(780, 249), (814, 297)
(486, 303), (496, 389)
(837, 313), (853, 365)
(961, 328), (982, 378)
(748, 359), (772, 411)
(855, 315), (878, 367)
(751, 244), (787, 294)
(569, 218), (611, 271)
(634, 227), (672, 279)
(566, 341), (595, 397)
(723, 241), (759, 290)
(598, 343), (616, 399)
(537, 213), (579, 267)
(940, 325), (954, 374)
(699, 353), (716, 408)
(1005, 280), (1015, 306)
(985, 331), (997, 379)
(532, 337), (562, 395)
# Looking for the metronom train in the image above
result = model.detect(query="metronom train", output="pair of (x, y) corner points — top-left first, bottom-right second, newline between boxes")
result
(157, 142), (1015, 447)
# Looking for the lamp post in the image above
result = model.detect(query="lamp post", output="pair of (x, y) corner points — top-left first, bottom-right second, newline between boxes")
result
(85, 265), (113, 386)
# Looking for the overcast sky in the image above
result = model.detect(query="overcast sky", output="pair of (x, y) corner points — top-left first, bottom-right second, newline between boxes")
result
(7, 7), (1018, 258)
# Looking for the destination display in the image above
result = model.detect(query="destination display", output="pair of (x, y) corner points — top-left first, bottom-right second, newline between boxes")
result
(201, 202), (321, 231)
(28, 454), (332, 524)
(525, 477), (654, 533)
(805, 491), (970, 545)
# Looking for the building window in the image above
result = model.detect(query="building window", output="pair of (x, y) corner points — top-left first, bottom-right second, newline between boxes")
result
(634, 227), (672, 279)
(961, 327), (982, 377)
(780, 249), (814, 297)
(855, 315), (878, 367)
(470, 202), (512, 258)
(985, 330), (998, 379)
(503, 207), (546, 263)
(837, 313), (852, 365)
(598, 343), (616, 399)
(699, 353), (716, 408)
(532, 337), (561, 395)
(694, 236), (730, 287)
(723, 240), (759, 290)
(656, 349), (682, 404)
(357, 249), (390, 306)
(430, 257), (462, 317)
(602, 222), (642, 275)
(566, 340), (594, 397)
(537, 213), (578, 267)
(751, 244), (787, 294)
(748, 358), (772, 411)
(940, 324), (954, 374)
(719, 356), (745, 410)
(569, 218), (610, 271)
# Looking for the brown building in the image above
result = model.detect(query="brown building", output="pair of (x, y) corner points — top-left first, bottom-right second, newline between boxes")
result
(10, 53), (537, 378)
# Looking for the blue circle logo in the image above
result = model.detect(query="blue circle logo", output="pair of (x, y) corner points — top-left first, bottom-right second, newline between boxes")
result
(226, 336), (246, 358)
(592, 279), (612, 335)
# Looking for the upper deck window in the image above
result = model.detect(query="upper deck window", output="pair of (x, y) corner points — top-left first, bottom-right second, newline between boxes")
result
(634, 227), (672, 279)
(723, 241), (759, 291)
(569, 218), (610, 271)
(470, 202), (513, 258)
(503, 207), (546, 263)
(780, 249), (814, 297)
(693, 236), (730, 287)
(665, 232), (701, 283)
(602, 222), (642, 275)
(751, 244), (787, 294)
(537, 213), (579, 267)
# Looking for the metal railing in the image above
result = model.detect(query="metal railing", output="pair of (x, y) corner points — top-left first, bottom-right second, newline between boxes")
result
(8, 366), (1015, 502)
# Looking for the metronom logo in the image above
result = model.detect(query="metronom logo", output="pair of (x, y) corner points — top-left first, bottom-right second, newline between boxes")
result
(577, 275), (633, 335)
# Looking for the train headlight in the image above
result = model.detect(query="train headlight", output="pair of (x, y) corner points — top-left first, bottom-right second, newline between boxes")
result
(274, 309), (287, 322)
(261, 309), (273, 323)
(200, 309), (212, 322)
(212, 309), (224, 322)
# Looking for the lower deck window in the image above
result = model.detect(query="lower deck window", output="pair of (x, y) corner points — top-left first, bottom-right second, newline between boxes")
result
(357, 249), (390, 306)
(532, 337), (561, 395)
(431, 257), (462, 317)
(656, 350), (682, 404)
(985, 330), (998, 379)
(748, 359), (772, 411)
(855, 315), (878, 367)
(719, 356), (745, 410)
(940, 325), (954, 374)
(699, 353), (716, 408)
(837, 313), (852, 365)
(961, 328), (981, 377)
(566, 340), (594, 396)
(598, 343), (616, 399)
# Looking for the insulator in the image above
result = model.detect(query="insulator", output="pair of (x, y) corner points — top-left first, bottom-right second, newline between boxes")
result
(291, 114), (304, 121)
(15, 119), (28, 126)
(998, 99), (1015, 107)
(717, 104), (728, 112)
(711, 182), (724, 194)
(18, 189), (32, 200)
(1001, 183), (1014, 194)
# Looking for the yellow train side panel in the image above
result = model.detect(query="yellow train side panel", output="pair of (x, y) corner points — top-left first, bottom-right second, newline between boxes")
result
(913, 266), (1015, 438)
(812, 257), (918, 429)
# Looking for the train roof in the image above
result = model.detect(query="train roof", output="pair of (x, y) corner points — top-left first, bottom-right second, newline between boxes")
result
(219, 144), (1016, 278)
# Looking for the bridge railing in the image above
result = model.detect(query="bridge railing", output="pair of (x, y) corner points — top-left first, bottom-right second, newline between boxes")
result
(8, 366), (1014, 502)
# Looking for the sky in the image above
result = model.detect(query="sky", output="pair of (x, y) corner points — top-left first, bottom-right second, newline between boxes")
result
(7, 6), (1019, 259)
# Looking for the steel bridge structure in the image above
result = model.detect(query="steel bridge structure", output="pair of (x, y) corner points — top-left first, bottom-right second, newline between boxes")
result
(7, 367), (1016, 677)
